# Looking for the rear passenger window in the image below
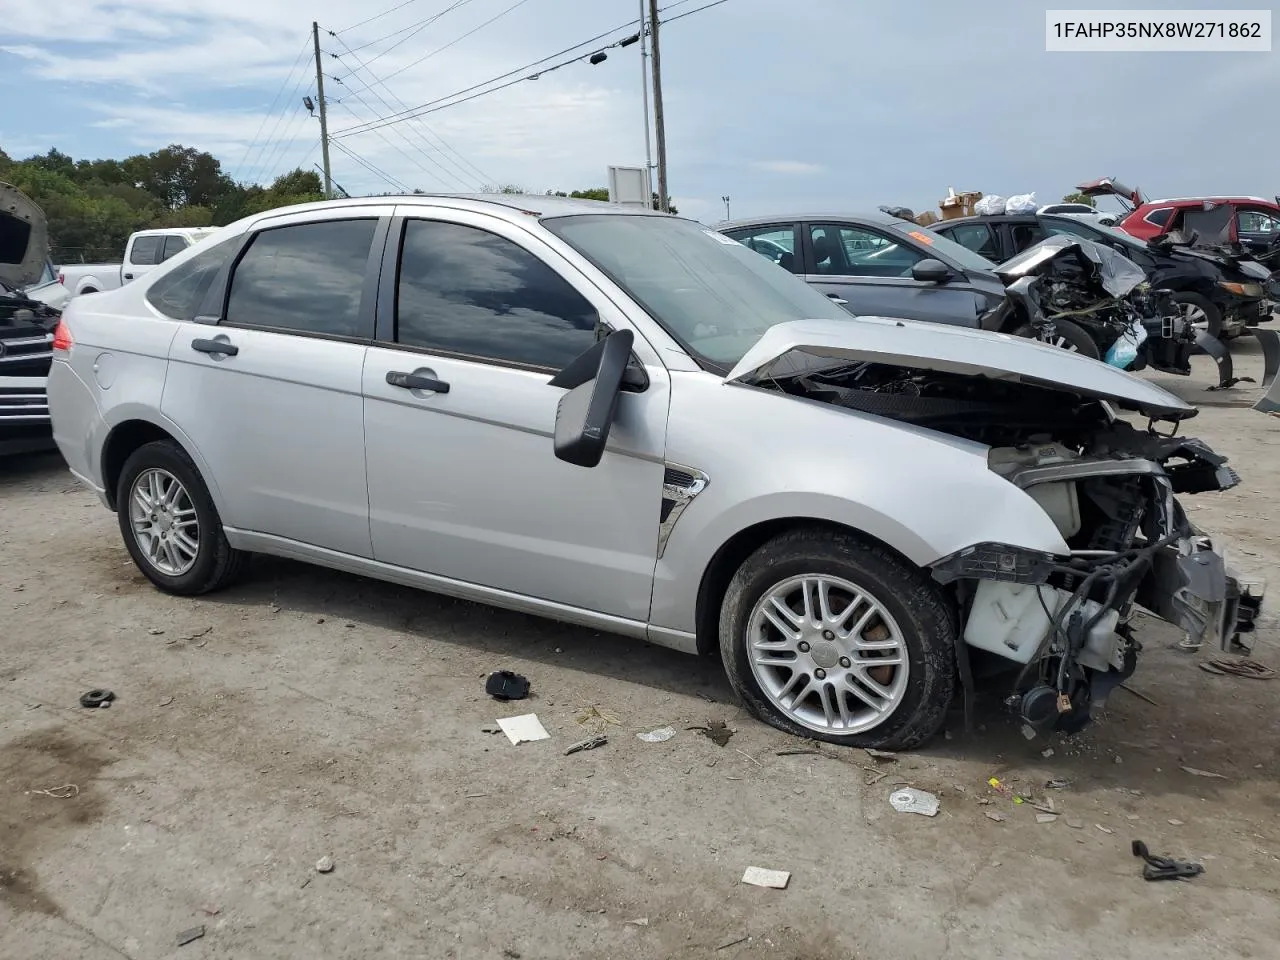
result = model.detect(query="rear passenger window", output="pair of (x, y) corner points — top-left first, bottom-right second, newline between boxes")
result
(944, 223), (1000, 260)
(1145, 207), (1173, 227)
(1010, 222), (1048, 252)
(394, 219), (598, 370)
(145, 237), (238, 322)
(129, 236), (163, 265)
(225, 219), (376, 338)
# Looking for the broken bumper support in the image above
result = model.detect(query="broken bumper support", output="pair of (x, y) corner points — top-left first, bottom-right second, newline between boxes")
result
(1136, 538), (1266, 651)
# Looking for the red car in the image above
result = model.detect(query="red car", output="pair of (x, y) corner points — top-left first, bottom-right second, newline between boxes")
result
(1077, 178), (1280, 260)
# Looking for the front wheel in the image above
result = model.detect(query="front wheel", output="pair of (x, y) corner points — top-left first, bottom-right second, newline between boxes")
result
(1012, 318), (1100, 359)
(718, 527), (956, 749)
(1171, 292), (1223, 339)
(116, 439), (249, 595)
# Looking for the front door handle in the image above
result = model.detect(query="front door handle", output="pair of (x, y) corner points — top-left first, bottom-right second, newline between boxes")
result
(827, 294), (849, 305)
(123, 273), (134, 281)
(191, 337), (239, 357)
(387, 370), (450, 394)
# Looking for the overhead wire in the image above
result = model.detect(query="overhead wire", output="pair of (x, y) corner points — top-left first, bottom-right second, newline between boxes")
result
(327, 30), (497, 186)
(330, 15), (643, 138)
(373, 0), (536, 85)
(234, 33), (313, 180)
(661, 0), (731, 24)
(345, 0), (481, 58)
(330, 98), (467, 190)
(337, 0), (424, 35)
(330, 139), (412, 192)
(258, 100), (318, 185)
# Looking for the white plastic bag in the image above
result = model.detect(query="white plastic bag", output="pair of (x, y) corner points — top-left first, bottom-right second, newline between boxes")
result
(1104, 318), (1148, 370)
(1006, 192), (1038, 214)
(974, 194), (1006, 216)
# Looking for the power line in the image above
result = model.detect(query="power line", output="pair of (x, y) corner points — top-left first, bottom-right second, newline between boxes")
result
(337, 0), (423, 35)
(662, 0), (731, 24)
(234, 34), (312, 180)
(327, 31), (498, 186)
(331, 138), (412, 192)
(346, 0), (480, 59)
(330, 97), (469, 190)
(331, 16), (642, 139)
(375, 0), (536, 85)
(257, 103), (317, 185)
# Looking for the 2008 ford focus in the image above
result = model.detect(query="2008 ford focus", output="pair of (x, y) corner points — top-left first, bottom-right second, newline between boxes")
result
(46, 194), (1263, 748)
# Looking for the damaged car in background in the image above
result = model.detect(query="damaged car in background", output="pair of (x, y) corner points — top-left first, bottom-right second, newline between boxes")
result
(2, 181), (60, 456)
(47, 197), (1264, 749)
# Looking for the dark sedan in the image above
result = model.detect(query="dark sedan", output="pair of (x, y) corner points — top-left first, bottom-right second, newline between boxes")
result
(715, 212), (1017, 332)
(932, 212), (1272, 340)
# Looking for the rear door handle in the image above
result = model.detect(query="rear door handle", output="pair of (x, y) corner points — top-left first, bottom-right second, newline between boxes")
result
(123, 273), (134, 281)
(387, 370), (450, 393)
(827, 294), (849, 305)
(191, 337), (239, 357)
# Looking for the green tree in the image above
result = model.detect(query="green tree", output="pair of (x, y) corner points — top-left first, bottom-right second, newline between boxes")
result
(1060, 191), (1097, 208)
(548, 186), (676, 214)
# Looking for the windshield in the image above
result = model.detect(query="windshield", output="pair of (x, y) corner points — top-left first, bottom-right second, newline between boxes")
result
(543, 214), (851, 371)
(884, 220), (998, 273)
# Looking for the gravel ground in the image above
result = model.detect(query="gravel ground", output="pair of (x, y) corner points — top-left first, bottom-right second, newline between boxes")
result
(2, 344), (1278, 960)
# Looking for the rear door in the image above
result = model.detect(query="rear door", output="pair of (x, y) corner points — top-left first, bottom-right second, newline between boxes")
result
(360, 206), (670, 622)
(161, 206), (392, 557)
(800, 221), (985, 326)
(123, 234), (164, 284)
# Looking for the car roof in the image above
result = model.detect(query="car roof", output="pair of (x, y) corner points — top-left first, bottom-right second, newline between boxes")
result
(250, 192), (671, 226)
(714, 211), (909, 231)
(1141, 196), (1274, 206)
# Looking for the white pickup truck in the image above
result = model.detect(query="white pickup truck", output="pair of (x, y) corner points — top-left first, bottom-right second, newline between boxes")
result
(57, 226), (218, 296)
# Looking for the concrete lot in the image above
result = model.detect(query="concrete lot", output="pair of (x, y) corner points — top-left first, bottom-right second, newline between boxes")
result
(2, 344), (1278, 960)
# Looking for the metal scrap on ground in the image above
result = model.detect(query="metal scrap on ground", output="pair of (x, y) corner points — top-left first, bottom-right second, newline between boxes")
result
(637, 726), (676, 743)
(890, 788), (939, 817)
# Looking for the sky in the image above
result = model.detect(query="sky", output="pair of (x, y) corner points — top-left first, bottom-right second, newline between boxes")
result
(0, 0), (1275, 224)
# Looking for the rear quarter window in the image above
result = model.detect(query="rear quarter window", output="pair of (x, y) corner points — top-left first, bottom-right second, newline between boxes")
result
(144, 237), (239, 322)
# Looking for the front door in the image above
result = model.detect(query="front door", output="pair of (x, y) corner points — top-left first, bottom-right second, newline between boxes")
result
(162, 210), (390, 557)
(800, 222), (985, 326)
(361, 209), (670, 623)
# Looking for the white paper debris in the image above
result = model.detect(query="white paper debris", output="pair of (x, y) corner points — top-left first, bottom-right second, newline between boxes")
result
(741, 866), (790, 889)
(497, 714), (550, 745)
(889, 788), (939, 817)
(637, 726), (676, 743)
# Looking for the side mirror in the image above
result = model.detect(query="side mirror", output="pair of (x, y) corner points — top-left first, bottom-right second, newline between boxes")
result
(912, 258), (950, 283)
(548, 329), (635, 468)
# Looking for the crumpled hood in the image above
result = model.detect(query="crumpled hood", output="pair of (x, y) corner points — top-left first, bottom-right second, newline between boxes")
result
(725, 317), (1196, 421)
(0, 181), (48, 289)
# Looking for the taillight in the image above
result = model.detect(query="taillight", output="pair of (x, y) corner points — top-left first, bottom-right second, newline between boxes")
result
(57, 271), (65, 285)
(52, 319), (73, 352)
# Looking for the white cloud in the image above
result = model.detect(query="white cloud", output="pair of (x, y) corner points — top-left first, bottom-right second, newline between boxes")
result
(751, 160), (823, 175)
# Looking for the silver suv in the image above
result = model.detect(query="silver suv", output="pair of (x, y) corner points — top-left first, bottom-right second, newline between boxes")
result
(47, 195), (1262, 748)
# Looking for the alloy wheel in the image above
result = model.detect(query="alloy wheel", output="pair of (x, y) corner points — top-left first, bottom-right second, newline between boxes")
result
(128, 468), (200, 576)
(745, 574), (910, 735)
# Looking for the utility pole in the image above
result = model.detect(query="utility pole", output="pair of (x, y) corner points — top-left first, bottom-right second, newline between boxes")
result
(647, 0), (669, 212)
(638, 0), (654, 208)
(722, 195), (731, 220)
(312, 20), (333, 200)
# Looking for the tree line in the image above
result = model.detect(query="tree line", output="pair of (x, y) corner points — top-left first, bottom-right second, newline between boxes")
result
(1, 143), (675, 265)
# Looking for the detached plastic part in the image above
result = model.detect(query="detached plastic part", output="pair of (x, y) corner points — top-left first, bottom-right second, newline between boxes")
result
(1132, 840), (1204, 881)
(485, 671), (530, 701)
(1252, 327), (1280, 414)
(79, 689), (115, 708)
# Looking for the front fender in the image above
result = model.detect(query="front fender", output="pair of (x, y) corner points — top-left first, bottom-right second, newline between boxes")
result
(648, 375), (1070, 634)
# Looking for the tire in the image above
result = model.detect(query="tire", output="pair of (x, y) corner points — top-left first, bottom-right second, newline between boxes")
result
(719, 526), (956, 750)
(115, 439), (249, 595)
(1171, 292), (1223, 340)
(1012, 318), (1100, 360)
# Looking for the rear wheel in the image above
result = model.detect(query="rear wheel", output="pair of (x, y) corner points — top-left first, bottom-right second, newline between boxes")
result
(116, 440), (248, 595)
(1171, 292), (1223, 339)
(719, 527), (956, 749)
(1013, 318), (1100, 359)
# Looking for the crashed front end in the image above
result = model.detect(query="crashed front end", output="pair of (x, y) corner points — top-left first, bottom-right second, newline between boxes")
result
(931, 420), (1263, 734)
(726, 319), (1267, 737)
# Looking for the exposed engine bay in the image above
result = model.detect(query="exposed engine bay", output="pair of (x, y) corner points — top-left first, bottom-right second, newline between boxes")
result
(767, 359), (1265, 735)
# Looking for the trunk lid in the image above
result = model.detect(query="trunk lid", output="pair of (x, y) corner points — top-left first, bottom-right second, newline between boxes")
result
(1076, 177), (1146, 210)
(724, 317), (1196, 421)
(0, 181), (49, 290)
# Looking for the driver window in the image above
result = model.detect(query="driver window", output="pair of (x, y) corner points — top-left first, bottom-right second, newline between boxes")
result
(810, 224), (922, 278)
(395, 219), (599, 371)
